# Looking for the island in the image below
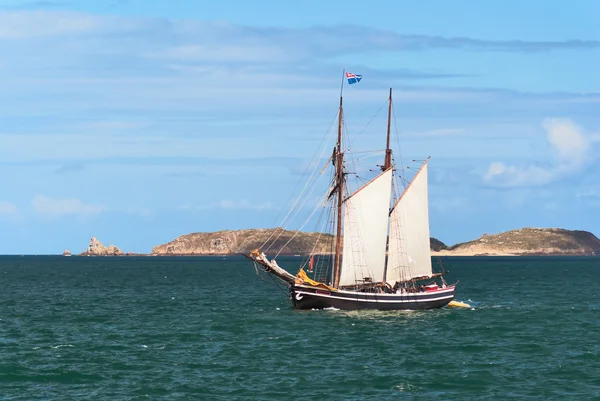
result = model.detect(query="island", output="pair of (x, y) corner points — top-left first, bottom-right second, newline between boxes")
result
(151, 228), (333, 256)
(431, 228), (600, 256)
(69, 227), (600, 257)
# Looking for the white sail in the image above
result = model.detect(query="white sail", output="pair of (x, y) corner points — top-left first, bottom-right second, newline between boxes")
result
(386, 162), (432, 283)
(339, 168), (393, 287)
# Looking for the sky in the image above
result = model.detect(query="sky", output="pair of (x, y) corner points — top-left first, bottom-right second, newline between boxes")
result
(0, 0), (599, 254)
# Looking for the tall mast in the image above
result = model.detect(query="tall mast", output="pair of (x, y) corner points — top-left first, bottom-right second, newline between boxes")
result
(382, 88), (393, 283)
(332, 71), (345, 288)
(383, 87), (392, 171)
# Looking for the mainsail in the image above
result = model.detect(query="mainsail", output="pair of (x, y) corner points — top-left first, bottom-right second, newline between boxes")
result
(385, 161), (433, 283)
(338, 168), (393, 287)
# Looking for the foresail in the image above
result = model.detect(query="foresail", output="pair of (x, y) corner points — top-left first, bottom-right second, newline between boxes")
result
(339, 169), (393, 287)
(386, 162), (432, 283)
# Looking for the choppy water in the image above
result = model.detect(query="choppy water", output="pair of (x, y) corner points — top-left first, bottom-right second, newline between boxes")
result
(0, 255), (599, 400)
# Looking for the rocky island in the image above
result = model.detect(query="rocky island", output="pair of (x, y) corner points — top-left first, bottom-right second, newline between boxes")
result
(68, 227), (600, 257)
(151, 228), (333, 256)
(432, 228), (600, 256)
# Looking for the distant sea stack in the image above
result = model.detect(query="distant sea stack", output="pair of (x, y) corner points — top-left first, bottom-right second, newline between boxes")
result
(78, 237), (125, 256)
(62, 250), (72, 257)
(432, 228), (600, 256)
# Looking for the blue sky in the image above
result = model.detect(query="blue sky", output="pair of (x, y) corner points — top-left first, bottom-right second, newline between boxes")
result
(0, 0), (599, 254)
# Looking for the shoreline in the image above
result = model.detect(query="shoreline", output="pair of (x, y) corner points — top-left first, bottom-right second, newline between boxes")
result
(62, 227), (600, 258)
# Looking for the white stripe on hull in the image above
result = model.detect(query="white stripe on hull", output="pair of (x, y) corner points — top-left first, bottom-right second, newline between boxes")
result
(294, 284), (455, 299)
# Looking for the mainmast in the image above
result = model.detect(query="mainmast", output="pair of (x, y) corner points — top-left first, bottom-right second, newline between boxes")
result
(383, 87), (392, 171)
(382, 88), (393, 284)
(332, 72), (345, 288)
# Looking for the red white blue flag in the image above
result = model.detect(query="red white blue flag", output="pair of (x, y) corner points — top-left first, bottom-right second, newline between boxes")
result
(346, 72), (362, 85)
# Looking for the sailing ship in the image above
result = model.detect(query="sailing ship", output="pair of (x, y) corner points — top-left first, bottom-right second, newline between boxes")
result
(246, 72), (457, 310)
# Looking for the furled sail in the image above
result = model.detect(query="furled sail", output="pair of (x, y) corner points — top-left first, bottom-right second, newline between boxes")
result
(338, 168), (393, 287)
(386, 162), (432, 283)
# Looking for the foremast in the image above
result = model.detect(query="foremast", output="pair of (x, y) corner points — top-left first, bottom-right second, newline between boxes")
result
(332, 72), (345, 288)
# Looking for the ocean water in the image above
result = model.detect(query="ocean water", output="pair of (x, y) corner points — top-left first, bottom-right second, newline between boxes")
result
(0, 255), (598, 400)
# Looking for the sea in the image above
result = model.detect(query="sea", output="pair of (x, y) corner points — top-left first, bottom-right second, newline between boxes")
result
(0, 255), (598, 400)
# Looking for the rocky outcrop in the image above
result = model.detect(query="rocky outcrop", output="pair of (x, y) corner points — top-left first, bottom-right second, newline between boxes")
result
(152, 228), (334, 256)
(432, 228), (600, 256)
(62, 250), (72, 256)
(79, 237), (124, 256)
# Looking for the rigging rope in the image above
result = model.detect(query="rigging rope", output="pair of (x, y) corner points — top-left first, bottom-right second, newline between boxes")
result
(274, 184), (331, 258)
(345, 98), (388, 153)
(264, 162), (332, 254)
(253, 261), (290, 297)
(392, 103), (406, 186)
(260, 111), (338, 251)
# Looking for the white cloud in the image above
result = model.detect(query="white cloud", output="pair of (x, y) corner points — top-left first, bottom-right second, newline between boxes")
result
(31, 195), (106, 218)
(484, 161), (555, 187)
(0, 131), (306, 162)
(576, 189), (597, 199)
(148, 44), (295, 63)
(0, 10), (98, 38)
(483, 118), (592, 187)
(0, 201), (19, 220)
(77, 120), (150, 130)
(0, 10), (145, 39)
(1, 11), (596, 51)
(543, 118), (589, 163)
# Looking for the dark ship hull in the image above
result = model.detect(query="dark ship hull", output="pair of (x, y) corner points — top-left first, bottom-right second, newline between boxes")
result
(290, 283), (456, 311)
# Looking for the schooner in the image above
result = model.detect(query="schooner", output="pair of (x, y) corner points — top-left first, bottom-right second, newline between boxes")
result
(246, 72), (457, 310)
